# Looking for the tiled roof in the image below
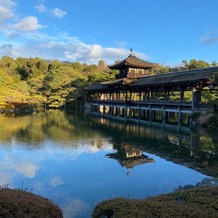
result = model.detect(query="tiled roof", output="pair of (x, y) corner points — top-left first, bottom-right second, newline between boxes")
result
(85, 78), (135, 91)
(85, 82), (107, 91)
(85, 66), (218, 91)
(131, 66), (218, 87)
(108, 54), (157, 69)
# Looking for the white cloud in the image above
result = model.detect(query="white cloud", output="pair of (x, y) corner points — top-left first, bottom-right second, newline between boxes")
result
(0, 44), (18, 57)
(34, 3), (67, 19)
(0, 0), (46, 39)
(14, 163), (38, 178)
(0, 172), (12, 186)
(200, 35), (218, 46)
(11, 16), (45, 32)
(0, 6), (14, 23)
(200, 29), (218, 46)
(50, 177), (63, 187)
(0, 35), (149, 65)
(0, 0), (16, 8)
(0, 156), (39, 179)
(50, 8), (67, 19)
(0, 0), (16, 23)
(34, 3), (47, 13)
(88, 45), (104, 58)
(62, 199), (89, 218)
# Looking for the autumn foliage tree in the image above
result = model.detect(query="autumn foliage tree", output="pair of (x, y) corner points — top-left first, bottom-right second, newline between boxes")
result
(0, 56), (115, 109)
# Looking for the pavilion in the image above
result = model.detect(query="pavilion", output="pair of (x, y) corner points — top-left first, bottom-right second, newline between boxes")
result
(85, 54), (218, 126)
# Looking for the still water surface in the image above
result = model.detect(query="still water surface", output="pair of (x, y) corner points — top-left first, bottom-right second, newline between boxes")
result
(0, 111), (217, 217)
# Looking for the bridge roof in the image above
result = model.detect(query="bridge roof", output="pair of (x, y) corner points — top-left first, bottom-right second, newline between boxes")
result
(131, 66), (218, 87)
(85, 78), (134, 91)
(86, 66), (218, 92)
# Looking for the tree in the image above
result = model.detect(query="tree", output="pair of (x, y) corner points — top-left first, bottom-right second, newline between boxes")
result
(0, 56), (16, 69)
(155, 65), (171, 74)
(182, 59), (210, 70)
(97, 60), (107, 70)
(211, 61), (218, 67)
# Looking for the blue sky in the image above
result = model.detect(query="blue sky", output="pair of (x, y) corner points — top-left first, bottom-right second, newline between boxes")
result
(0, 0), (218, 66)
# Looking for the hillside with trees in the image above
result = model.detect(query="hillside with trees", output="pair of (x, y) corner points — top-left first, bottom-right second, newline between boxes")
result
(0, 56), (217, 111)
(0, 56), (118, 110)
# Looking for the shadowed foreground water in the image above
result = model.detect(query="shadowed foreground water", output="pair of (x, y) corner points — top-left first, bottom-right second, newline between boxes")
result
(0, 111), (217, 217)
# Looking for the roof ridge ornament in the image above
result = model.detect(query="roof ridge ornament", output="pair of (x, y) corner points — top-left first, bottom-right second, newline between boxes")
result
(130, 48), (134, 56)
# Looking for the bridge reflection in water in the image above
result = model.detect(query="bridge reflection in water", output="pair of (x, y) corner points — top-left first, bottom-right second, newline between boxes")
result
(84, 112), (218, 177)
(87, 100), (192, 132)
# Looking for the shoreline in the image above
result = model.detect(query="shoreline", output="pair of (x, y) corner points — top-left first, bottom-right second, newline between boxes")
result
(92, 177), (218, 218)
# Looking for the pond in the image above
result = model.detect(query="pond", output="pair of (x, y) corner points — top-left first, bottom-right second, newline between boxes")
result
(0, 111), (217, 217)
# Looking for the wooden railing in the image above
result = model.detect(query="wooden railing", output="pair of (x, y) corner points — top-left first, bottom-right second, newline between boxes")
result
(87, 99), (192, 111)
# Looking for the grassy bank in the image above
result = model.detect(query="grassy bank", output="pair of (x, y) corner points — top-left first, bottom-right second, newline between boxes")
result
(92, 186), (218, 218)
(0, 188), (63, 218)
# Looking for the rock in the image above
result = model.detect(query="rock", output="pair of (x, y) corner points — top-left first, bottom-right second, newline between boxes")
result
(201, 177), (218, 187)
(195, 182), (207, 188)
(184, 184), (195, 189)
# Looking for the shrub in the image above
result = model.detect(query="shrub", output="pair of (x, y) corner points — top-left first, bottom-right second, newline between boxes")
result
(0, 188), (63, 218)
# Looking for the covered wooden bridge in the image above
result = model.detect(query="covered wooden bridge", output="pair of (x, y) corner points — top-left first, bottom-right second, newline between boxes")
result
(85, 54), (218, 126)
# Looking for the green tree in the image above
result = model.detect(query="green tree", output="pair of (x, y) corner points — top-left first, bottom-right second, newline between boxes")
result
(156, 65), (171, 74)
(211, 61), (218, 67)
(183, 59), (210, 70)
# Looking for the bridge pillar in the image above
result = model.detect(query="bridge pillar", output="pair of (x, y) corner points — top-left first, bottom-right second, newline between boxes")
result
(141, 109), (145, 120)
(129, 108), (132, 118)
(113, 106), (116, 116)
(109, 105), (112, 115)
(149, 108), (152, 122)
(103, 105), (106, 114)
(152, 110), (156, 121)
(124, 107), (127, 118)
(138, 108), (141, 120)
(116, 107), (120, 117)
(178, 111), (182, 131)
(120, 107), (123, 117)
(146, 109), (149, 120)
(192, 88), (201, 109)
(162, 109), (166, 125)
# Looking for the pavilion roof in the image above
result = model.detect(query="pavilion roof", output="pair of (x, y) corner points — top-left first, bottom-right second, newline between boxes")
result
(108, 53), (157, 70)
